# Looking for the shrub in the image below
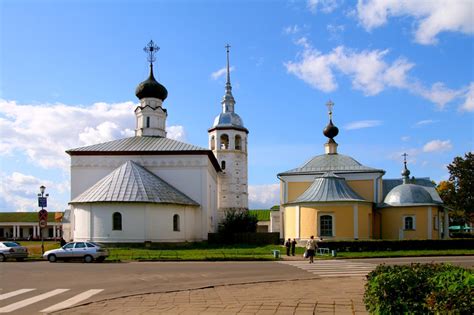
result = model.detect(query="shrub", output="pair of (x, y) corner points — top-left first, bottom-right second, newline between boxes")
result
(218, 210), (258, 235)
(364, 263), (473, 314)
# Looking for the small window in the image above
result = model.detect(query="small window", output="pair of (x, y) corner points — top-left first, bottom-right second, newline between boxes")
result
(320, 215), (333, 237)
(63, 243), (74, 249)
(221, 160), (226, 170)
(86, 243), (96, 248)
(173, 214), (180, 232)
(75, 242), (86, 248)
(113, 212), (122, 231)
(146, 116), (150, 128)
(220, 134), (229, 149)
(404, 216), (415, 230)
(235, 135), (242, 150)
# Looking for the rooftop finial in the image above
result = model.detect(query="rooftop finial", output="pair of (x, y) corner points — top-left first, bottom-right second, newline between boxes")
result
(144, 40), (160, 65)
(401, 153), (411, 184)
(221, 43), (235, 113)
(326, 100), (334, 120)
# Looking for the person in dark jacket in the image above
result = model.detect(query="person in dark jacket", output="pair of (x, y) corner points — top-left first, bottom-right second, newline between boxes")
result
(285, 238), (291, 256)
(60, 237), (66, 247)
(291, 239), (297, 256)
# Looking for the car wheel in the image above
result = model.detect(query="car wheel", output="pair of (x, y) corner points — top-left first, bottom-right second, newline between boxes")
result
(0, 254), (5, 262)
(16, 258), (25, 262)
(48, 254), (57, 263)
(83, 255), (93, 263)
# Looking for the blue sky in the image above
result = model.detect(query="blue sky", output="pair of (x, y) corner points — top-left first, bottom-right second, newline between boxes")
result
(1, 0), (473, 212)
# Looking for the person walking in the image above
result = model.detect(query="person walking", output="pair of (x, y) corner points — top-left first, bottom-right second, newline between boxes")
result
(306, 235), (317, 263)
(285, 238), (291, 256)
(291, 239), (297, 256)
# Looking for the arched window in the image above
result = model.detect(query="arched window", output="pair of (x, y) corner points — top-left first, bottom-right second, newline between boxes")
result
(220, 134), (229, 149)
(146, 116), (150, 128)
(221, 160), (226, 170)
(235, 135), (242, 150)
(112, 212), (122, 231)
(320, 215), (333, 237)
(210, 135), (216, 150)
(404, 216), (415, 230)
(173, 214), (180, 231)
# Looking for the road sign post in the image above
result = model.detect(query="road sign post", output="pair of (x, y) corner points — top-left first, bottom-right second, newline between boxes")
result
(37, 186), (49, 256)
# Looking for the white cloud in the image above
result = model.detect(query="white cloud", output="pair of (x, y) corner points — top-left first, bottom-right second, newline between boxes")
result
(423, 139), (453, 153)
(414, 119), (438, 127)
(211, 66), (234, 80)
(356, 0), (474, 45)
(307, 0), (341, 13)
(248, 184), (279, 209)
(166, 125), (186, 142)
(286, 40), (470, 109)
(0, 171), (67, 212)
(344, 120), (382, 130)
(460, 82), (474, 112)
(0, 99), (186, 170)
(284, 24), (301, 35)
(327, 24), (345, 41)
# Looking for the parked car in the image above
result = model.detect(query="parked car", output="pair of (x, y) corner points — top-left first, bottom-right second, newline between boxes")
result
(0, 241), (28, 262)
(43, 242), (108, 263)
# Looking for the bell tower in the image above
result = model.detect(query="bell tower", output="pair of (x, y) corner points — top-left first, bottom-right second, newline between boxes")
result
(208, 45), (249, 219)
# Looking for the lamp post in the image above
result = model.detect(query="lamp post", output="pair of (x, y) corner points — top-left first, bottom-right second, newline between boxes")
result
(38, 185), (49, 255)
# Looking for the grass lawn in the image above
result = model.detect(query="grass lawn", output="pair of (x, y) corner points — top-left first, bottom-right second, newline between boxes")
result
(16, 241), (474, 261)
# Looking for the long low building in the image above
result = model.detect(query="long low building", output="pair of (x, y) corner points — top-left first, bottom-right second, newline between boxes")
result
(0, 212), (64, 240)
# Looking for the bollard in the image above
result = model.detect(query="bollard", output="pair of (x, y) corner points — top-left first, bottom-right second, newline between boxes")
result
(331, 250), (337, 257)
(272, 250), (280, 258)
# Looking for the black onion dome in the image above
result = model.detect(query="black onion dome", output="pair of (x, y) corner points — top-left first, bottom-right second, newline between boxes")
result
(401, 166), (411, 177)
(135, 65), (168, 101)
(323, 119), (339, 139)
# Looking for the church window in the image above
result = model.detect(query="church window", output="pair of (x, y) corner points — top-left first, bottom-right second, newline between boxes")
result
(113, 212), (122, 231)
(320, 215), (333, 237)
(220, 134), (229, 149)
(235, 135), (242, 150)
(221, 160), (226, 170)
(146, 116), (150, 128)
(211, 135), (215, 150)
(173, 214), (180, 232)
(404, 216), (415, 230)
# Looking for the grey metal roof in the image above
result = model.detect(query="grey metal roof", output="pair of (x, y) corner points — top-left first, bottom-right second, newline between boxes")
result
(382, 178), (442, 203)
(212, 112), (247, 130)
(290, 172), (367, 204)
(279, 153), (384, 176)
(70, 160), (199, 206)
(382, 183), (442, 207)
(67, 136), (208, 153)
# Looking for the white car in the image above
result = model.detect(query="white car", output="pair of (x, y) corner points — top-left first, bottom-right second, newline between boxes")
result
(43, 242), (109, 263)
(0, 241), (28, 262)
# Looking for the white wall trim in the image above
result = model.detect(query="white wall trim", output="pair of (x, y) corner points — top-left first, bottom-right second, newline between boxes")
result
(296, 206), (300, 239)
(353, 204), (359, 239)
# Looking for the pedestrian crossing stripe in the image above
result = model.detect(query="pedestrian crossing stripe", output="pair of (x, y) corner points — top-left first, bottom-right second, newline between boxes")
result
(279, 260), (376, 278)
(0, 289), (104, 313)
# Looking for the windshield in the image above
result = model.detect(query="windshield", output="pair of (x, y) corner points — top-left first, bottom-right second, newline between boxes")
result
(3, 242), (19, 247)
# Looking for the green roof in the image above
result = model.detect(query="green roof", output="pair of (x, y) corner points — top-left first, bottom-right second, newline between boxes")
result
(0, 212), (63, 223)
(249, 210), (271, 221)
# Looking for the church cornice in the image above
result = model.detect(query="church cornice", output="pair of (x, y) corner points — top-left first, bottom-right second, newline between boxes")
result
(134, 105), (167, 114)
(208, 126), (249, 134)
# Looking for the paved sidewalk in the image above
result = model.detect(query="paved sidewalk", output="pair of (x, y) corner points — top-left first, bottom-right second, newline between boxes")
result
(56, 277), (367, 314)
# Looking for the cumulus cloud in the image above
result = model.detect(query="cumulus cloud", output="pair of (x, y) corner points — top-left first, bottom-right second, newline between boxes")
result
(344, 120), (382, 130)
(211, 66), (234, 80)
(285, 40), (472, 109)
(423, 139), (453, 153)
(0, 171), (68, 212)
(0, 99), (186, 170)
(166, 125), (187, 142)
(284, 24), (301, 35)
(307, 0), (341, 13)
(248, 184), (279, 209)
(356, 0), (474, 45)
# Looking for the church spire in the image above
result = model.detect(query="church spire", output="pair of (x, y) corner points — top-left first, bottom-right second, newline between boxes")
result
(221, 44), (235, 113)
(323, 100), (339, 154)
(401, 153), (411, 184)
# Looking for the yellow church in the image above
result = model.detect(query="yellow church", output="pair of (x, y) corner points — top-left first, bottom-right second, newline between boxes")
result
(277, 101), (449, 241)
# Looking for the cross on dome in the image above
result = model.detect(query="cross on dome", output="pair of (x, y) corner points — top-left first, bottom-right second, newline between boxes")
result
(143, 40), (160, 64)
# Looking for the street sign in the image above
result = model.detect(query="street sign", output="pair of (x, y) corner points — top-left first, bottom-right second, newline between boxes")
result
(38, 197), (47, 208)
(39, 219), (47, 229)
(38, 209), (48, 222)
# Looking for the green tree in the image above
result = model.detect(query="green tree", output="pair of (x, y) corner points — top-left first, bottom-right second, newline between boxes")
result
(218, 210), (258, 235)
(437, 153), (474, 225)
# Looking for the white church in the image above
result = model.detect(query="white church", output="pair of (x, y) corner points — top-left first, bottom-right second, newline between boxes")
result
(65, 41), (248, 243)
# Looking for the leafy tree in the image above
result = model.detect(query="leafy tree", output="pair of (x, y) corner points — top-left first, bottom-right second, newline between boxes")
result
(218, 210), (258, 235)
(437, 153), (474, 225)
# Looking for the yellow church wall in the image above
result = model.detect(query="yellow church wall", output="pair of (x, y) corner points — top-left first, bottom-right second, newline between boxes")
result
(284, 206), (297, 239)
(300, 207), (317, 238)
(380, 206), (439, 240)
(287, 182), (312, 202)
(357, 203), (372, 239)
(346, 180), (374, 202)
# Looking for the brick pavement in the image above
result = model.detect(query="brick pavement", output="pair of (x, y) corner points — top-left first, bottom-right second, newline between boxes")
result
(56, 277), (367, 314)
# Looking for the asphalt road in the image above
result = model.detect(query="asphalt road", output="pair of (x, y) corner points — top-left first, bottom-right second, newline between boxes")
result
(0, 256), (472, 314)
